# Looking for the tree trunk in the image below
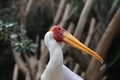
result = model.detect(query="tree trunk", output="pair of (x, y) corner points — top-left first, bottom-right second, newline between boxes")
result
(84, 7), (120, 80)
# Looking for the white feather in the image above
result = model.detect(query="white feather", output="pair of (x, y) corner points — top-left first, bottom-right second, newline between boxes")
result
(41, 32), (83, 80)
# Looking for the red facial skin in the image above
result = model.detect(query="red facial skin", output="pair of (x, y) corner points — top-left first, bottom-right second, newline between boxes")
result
(50, 26), (66, 42)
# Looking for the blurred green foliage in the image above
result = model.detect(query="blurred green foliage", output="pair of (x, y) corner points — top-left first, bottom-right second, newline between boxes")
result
(0, 21), (38, 57)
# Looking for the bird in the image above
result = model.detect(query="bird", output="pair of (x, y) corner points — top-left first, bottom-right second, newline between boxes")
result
(41, 26), (104, 80)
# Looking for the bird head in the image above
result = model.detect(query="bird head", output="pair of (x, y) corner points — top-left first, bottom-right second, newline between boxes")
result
(49, 26), (103, 63)
(50, 26), (65, 42)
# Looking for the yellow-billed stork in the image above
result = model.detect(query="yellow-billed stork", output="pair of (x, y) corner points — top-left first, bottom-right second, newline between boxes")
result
(41, 26), (103, 80)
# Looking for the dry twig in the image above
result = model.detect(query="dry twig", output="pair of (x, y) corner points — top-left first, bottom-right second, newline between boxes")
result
(12, 64), (18, 80)
(84, 18), (95, 46)
(53, 0), (66, 25)
(13, 52), (28, 74)
(74, 0), (95, 39)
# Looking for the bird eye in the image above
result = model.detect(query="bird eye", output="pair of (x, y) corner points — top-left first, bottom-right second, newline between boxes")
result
(58, 28), (61, 31)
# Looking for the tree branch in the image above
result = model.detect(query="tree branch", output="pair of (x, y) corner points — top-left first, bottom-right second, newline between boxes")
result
(53, 0), (66, 25)
(74, 0), (95, 39)
(12, 64), (18, 80)
(85, 7), (120, 80)
(13, 52), (29, 75)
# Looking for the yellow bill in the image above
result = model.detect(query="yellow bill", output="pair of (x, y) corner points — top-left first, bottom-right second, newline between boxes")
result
(63, 31), (104, 63)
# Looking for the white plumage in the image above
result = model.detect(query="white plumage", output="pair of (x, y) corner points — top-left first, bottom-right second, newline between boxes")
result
(41, 32), (83, 80)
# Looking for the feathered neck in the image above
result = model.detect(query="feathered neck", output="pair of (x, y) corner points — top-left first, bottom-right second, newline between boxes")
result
(44, 32), (63, 77)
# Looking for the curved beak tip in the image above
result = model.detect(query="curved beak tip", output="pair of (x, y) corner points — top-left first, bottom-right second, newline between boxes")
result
(63, 31), (104, 63)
